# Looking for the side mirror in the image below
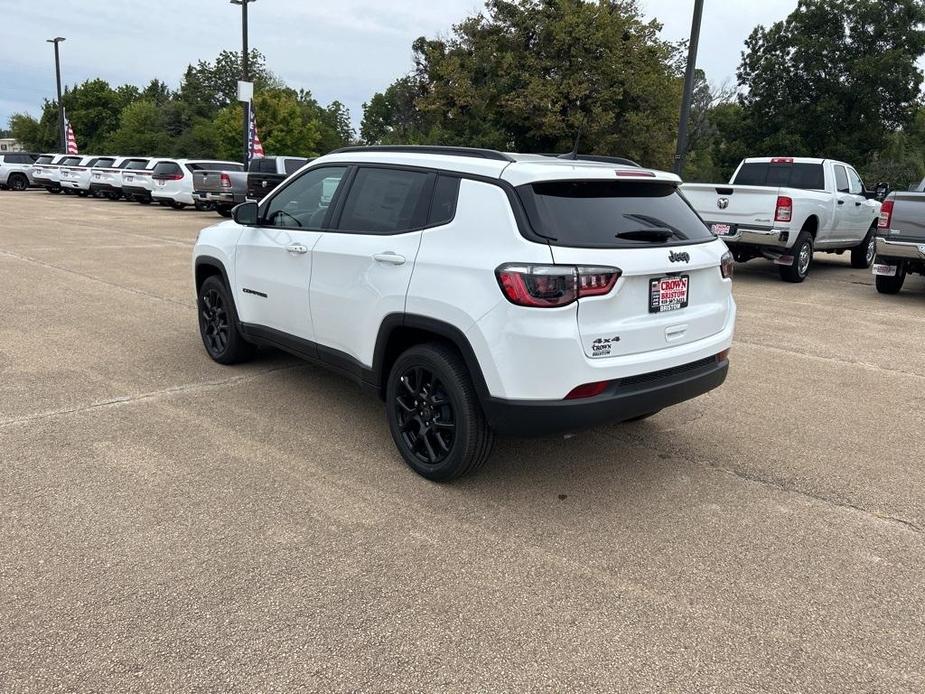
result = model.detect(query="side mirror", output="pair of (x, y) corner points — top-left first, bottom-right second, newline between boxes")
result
(232, 201), (258, 226)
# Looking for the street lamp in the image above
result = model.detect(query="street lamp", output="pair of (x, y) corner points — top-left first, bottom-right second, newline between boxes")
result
(231, 0), (256, 167)
(46, 36), (66, 153)
(674, 0), (705, 175)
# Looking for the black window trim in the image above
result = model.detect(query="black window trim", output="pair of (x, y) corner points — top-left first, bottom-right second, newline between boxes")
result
(255, 160), (534, 240)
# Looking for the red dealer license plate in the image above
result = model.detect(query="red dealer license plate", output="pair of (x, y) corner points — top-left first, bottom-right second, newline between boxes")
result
(649, 275), (689, 313)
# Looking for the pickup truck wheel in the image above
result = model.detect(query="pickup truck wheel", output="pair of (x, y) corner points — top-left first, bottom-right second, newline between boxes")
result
(850, 226), (876, 269)
(874, 259), (906, 294)
(171, 201), (186, 210)
(8, 173), (28, 191)
(216, 206), (233, 218)
(386, 343), (494, 482)
(779, 232), (813, 283)
(197, 276), (255, 365)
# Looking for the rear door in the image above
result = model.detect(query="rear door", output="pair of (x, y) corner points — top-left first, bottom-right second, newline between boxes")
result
(310, 165), (435, 367)
(831, 164), (858, 243)
(518, 179), (731, 359)
(234, 165), (350, 342)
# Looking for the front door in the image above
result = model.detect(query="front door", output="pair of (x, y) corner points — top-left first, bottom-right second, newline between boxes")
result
(234, 165), (350, 343)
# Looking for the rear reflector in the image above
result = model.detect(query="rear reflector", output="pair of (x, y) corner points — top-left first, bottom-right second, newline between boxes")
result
(775, 196), (793, 223)
(878, 199), (894, 229)
(716, 348), (731, 362)
(565, 381), (610, 400)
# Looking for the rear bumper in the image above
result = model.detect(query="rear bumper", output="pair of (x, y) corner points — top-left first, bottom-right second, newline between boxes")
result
(32, 177), (59, 190)
(484, 357), (729, 436)
(123, 185), (151, 199)
(876, 237), (925, 261)
(153, 191), (194, 205)
(717, 226), (791, 249)
(196, 191), (242, 205)
(90, 183), (117, 194)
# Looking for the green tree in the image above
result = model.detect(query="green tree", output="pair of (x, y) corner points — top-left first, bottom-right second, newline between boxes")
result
(8, 112), (55, 152)
(177, 49), (281, 117)
(737, 0), (925, 163)
(104, 100), (172, 155)
(363, 0), (683, 167)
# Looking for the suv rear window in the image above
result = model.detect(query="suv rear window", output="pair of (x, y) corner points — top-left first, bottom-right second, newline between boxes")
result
(732, 162), (825, 191)
(93, 158), (115, 168)
(123, 159), (150, 170)
(518, 181), (714, 248)
(153, 162), (182, 177)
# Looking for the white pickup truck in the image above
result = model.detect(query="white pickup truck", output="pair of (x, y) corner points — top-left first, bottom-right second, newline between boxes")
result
(683, 157), (881, 282)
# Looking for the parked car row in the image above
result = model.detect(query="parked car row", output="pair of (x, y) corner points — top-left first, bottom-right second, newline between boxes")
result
(1, 151), (313, 219)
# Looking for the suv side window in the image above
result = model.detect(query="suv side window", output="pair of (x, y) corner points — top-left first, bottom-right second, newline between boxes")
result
(428, 175), (461, 226)
(263, 166), (348, 229)
(847, 168), (864, 195)
(336, 167), (434, 234)
(834, 165), (850, 193)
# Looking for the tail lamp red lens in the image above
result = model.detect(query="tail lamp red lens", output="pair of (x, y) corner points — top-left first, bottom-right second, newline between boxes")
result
(878, 199), (894, 229)
(495, 264), (621, 308)
(774, 196), (793, 223)
(220, 173), (232, 188)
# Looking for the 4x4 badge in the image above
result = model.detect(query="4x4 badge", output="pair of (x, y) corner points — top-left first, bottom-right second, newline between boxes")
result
(669, 251), (690, 263)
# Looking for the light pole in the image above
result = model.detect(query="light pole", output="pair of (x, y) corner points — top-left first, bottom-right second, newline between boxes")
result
(231, 0), (256, 168)
(47, 37), (66, 153)
(674, 0), (705, 176)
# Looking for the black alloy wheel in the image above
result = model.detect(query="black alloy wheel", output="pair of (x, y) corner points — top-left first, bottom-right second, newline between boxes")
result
(393, 365), (456, 466)
(9, 174), (28, 191)
(200, 287), (230, 357)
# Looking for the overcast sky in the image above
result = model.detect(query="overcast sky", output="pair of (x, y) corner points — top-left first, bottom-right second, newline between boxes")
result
(0, 0), (802, 131)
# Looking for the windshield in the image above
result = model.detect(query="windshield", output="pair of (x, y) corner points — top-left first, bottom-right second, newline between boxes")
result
(518, 181), (714, 248)
(732, 162), (825, 191)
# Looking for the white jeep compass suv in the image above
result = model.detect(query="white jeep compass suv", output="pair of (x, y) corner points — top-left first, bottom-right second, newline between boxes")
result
(193, 146), (736, 480)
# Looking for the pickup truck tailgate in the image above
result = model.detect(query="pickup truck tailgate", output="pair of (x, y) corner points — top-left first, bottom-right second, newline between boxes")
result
(194, 170), (229, 194)
(682, 184), (781, 227)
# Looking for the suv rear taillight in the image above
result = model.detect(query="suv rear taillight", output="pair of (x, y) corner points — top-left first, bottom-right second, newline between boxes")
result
(495, 264), (621, 308)
(774, 196), (793, 223)
(220, 173), (232, 188)
(878, 199), (894, 230)
(720, 251), (734, 279)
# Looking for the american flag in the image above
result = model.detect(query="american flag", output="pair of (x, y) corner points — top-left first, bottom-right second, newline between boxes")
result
(64, 110), (78, 155)
(248, 106), (264, 162)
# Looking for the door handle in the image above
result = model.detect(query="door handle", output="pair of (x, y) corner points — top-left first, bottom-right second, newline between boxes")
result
(837, 200), (845, 205)
(855, 202), (862, 206)
(286, 243), (308, 254)
(373, 252), (406, 266)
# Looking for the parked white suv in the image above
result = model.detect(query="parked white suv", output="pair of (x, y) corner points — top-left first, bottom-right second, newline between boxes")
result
(0, 151), (37, 191)
(683, 157), (881, 282)
(193, 146), (736, 480)
(152, 159), (243, 209)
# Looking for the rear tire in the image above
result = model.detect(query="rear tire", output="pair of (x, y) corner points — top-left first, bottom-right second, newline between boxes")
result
(171, 201), (186, 210)
(216, 206), (233, 218)
(778, 231), (813, 283)
(386, 343), (494, 482)
(197, 276), (256, 365)
(874, 259), (906, 295)
(48, 187), (61, 195)
(8, 173), (28, 191)
(851, 225), (876, 269)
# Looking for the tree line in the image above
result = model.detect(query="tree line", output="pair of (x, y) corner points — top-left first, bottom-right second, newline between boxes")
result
(10, 0), (925, 188)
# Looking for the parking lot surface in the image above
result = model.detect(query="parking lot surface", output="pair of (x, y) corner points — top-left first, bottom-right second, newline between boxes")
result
(1, 191), (924, 693)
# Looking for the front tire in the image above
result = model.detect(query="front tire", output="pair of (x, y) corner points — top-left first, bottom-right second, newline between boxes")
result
(197, 276), (255, 364)
(851, 225), (876, 269)
(171, 201), (186, 210)
(874, 259), (906, 295)
(779, 231), (813, 283)
(386, 343), (494, 482)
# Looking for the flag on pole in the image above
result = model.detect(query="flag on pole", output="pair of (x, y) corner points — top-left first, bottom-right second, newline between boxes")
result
(65, 116), (78, 155)
(248, 107), (264, 163)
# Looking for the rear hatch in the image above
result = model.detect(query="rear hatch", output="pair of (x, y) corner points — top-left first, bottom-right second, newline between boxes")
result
(516, 177), (731, 358)
(120, 159), (152, 188)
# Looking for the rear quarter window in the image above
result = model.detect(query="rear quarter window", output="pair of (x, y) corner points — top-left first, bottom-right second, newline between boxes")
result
(518, 180), (714, 248)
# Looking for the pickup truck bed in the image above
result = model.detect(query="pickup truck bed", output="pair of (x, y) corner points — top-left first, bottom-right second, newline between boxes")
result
(872, 191), (925, 295)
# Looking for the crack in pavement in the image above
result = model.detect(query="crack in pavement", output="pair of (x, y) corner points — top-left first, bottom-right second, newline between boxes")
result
(0, 364), (305, 429)
(734, 338), (925, 381)
(606, 428), (923, 536)
(0, 248), (193, 309)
